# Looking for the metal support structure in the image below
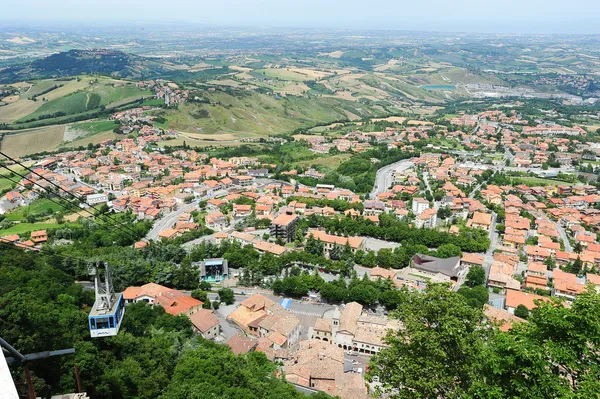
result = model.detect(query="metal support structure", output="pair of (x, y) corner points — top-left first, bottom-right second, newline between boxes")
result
(24, 366), (36, 399)
(1, 336), (76, 397)
(74, 365), (83, 393)
(0, 337), (25, 362)
(92, 261), (116, 314)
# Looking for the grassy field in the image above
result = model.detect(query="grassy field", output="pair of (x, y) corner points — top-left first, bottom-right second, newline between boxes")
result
(0, 125), (66, 157)
(5, 198), (65, 221)
(0, 222), (62, 236)
(65, 130), (119, 148)
(509, 176), (572, 186)
(0, 176), (17, 192)
(63, 120), (118, 143)
(2, 77), (149, 126)
(256, 68), (313, 82)
(20, 91), (89, 121)
(295, 153), (352, 169)
(157, 90), (384, 137)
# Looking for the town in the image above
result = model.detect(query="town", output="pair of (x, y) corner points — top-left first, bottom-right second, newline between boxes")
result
(2, 101), (600, 398)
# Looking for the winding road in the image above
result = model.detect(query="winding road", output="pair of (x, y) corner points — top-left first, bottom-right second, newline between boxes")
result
(369, 159), (414, 198)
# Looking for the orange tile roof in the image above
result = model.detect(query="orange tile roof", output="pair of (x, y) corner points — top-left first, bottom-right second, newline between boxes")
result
(505, 289), (550, 310)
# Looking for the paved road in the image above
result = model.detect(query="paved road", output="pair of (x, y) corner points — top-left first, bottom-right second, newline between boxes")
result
(369, 159), (414, 198)
(363, 237), (402, 252)
(146, 202), (199, 240)
(556, 223), (573, 253)
(481, 211), (498, 282)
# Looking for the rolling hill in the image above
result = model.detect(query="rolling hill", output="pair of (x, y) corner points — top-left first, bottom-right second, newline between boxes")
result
(0, 49), (230, 84)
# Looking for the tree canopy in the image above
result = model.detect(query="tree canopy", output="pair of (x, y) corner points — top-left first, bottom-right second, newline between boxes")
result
(368, 283), (600, 399)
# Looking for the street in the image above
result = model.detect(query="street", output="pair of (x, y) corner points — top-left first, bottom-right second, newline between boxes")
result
(370, 159), (413, 198)
(145, 202), (199, 240)
(481, 211), (498, 281)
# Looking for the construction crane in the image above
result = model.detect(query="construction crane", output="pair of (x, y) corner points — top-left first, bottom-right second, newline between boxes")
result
(88, 262), (125, 338)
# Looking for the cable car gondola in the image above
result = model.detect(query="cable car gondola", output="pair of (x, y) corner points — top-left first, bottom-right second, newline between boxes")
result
(88, 262), (125, 338)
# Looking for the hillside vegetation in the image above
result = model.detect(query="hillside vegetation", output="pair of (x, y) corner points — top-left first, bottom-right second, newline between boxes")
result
(155, 88), (387, 137)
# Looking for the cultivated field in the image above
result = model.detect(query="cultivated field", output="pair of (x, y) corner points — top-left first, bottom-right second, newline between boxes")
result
(0, 125), (66, 157)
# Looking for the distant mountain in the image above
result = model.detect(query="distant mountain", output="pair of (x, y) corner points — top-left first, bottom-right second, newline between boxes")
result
(0, 49), (224, 84)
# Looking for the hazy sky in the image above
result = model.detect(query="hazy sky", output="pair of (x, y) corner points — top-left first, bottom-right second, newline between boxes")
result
(2, 0), (600, 34)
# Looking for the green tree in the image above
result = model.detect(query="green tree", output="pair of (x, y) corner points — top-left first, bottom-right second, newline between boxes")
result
(434, 243), (462, 259)
(191, 289), (208, 303)
(305, 235), (324, 256)
(368, 284), (488, 398)
(218, 288), (235, 305)
(437, 207), (452, 220)
(348, 284), (379, 306)
(514, 304), (529, 319)
(465, 265), (486, 287)
(571, 256), (583, 275)
(457, 285), (489, 309)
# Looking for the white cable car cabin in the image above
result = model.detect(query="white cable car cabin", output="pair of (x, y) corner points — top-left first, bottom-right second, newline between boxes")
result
(88, 262), (125, 338)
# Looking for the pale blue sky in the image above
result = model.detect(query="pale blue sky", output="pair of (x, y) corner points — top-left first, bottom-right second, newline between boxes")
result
(2, 0), (600, 34)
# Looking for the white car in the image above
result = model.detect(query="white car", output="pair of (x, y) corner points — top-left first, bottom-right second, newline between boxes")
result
(346, 350), (357, 356)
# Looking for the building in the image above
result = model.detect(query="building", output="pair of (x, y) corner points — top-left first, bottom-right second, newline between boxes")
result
(122, 283), (203, 316)
(552, 268), (585, 301)
(311, 318), (333, 342)
(205, 211), (228, 231)
(311, 302), (401, 356)
(412, 198), (430, 215)
(226, 334), (258, 354)
(30, 230), (48, 244)
(410, 254), (465, 282)
(505, 289), (550, 314)
(306, 229), (364, 258)
(189, 309), (220, 340)
(280, 339), (368, 399)
(415, 208), (437, 228)
(270, 212), (298, 243)
(86, 193), (108, 205)
(227, 294), (301, 348)
(470, 212), (492, 231)
(200, 258), (229, 283)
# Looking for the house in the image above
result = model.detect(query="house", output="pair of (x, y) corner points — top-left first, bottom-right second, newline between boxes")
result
(280, 339), (368, 399)
(327, 302), (401, 355)
(311, 318), (333, 342)
(306, 229), (364, 257)
(412, 198), (429, 215)
(270, 212), (298, 243)
(86, 193), (108, 205)
(587, 273), (600, 293)
(227, 294), (301, 348)
(158, 228), (181, 240)
(415, 208), (437, 228)
(461, 253), (485, 269)
(233, 204), (253, 218)
(205, 211), (228, 231)
(470, 212), (492, 231)
(483, 304), (525, 332)
(552, 268), (585, 301)
(505, 289), (550, 314)
(525, 262), (548, 290)
(410, 254), (465, 282)
(369, 266), (398, 281)
(226, 334), (258, 354)
(122, 283), (203, 316)
(30, 230), (48, 244)
(189, 309), (220, 340)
